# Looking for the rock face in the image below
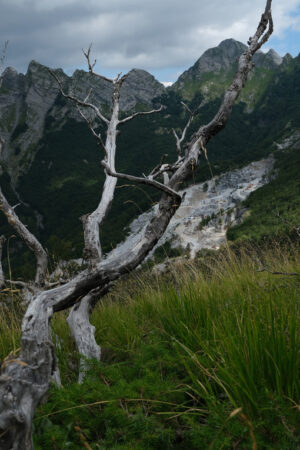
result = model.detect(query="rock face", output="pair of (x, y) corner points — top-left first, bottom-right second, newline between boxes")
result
(254, 49), (283, 69)
(0, 61), (165, 184)
(172, 39), (283, 103)
(0, 38), (286, 185)
(109, 155), (274, 261)
(175, 38), (282, 85)
(180, 39), (247, 81)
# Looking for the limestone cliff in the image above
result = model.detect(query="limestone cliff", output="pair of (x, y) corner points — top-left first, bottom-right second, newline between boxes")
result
(0, 61), (165, 184)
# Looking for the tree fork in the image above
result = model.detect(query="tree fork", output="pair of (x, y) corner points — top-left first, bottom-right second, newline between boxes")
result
(0, 2), (273, 447)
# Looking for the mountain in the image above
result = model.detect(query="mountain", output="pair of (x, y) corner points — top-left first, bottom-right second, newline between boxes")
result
(108, 155), (275, 263)
(0, 39), (299, 278)
(172, 39), (283, 110)
(0, 62), (165, 184)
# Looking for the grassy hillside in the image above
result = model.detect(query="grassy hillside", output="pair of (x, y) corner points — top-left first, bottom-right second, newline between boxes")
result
(1, 243), (299, 448)
(227, 137), (300, 243)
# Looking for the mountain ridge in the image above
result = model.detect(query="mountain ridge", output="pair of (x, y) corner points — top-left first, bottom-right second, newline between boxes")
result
(0, 61), (165, 183)
(171, 39), (284, 104)
(0, 38), (286, 183)
(0, 38), (299, 277)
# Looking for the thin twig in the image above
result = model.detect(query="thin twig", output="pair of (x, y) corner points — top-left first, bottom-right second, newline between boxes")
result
(48, 69), (109, 125)
(119, 105), (164, 125)
(76, 107), (107, 156)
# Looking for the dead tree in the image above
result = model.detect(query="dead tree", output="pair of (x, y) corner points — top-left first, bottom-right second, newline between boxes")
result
(0, 2), (273, 448)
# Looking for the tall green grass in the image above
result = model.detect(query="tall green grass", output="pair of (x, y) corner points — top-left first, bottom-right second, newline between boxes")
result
(1, 243), (299, 448)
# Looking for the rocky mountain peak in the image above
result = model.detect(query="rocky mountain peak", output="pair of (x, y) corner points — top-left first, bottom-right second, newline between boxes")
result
(250, 48), (282, 70)
(120, 68), (165, 110)
(172, 38), (284, 100)
(192, 38), (246, 75)
(217, 38), (247, 57)
(2, 67), (24, 90)
(0, 60), (166, 183)
(173, 39), (249, 90)
(27, 59), (48, 75)
(265, 49), (283, 66)
(3, 66), (18, 78)
(281, 52), (293, 68)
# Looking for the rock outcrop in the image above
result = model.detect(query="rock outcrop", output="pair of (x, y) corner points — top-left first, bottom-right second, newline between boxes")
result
(107, 155), (275, 261)
(172, 39), (283, 103)
(0, 61), (165, 184)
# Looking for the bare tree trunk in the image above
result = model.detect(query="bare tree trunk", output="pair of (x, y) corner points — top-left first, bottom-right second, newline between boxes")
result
(0, 2), (273, 447)
(67, 295), (100, 383)
(0, 235), (6, 288)
(67, 285), (111, 382)
(82, 82), (120, 264)
(0, 189), (48, 287)
(66, 75), (163, 379)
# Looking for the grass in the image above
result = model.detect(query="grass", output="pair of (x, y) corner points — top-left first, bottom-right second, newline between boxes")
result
(0, 242), (299, 448)
(227, 141), (300, 243)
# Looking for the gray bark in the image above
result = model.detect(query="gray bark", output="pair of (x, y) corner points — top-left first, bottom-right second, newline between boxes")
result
(82, 80), (121, 263)
(65, 72), (164, 379)
(0, 2), (273, 447)
(0, 235), (6, 288)
(0, 189), (48, 287)
(67, 295), (101, 383)
(67, 285), (111, 383)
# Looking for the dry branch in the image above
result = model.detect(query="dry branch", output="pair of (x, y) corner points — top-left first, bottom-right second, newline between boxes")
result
(48, 69), (109, 125)
(0, 2), (274, 447)
(0, 188), (47, 287)
(0, 235), (6, 288)
(102, 161), (182, 201)
(119, 105), (164, 125)
(172, 102), (196, 156)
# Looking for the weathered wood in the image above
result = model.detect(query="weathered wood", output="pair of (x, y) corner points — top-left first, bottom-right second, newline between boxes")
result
(82, 78), (121, 263)
(172, 102), (195, 156)
(0, 235), (5, 288)
(0, 189), (48, 287)
(102, 161), (182, 200)
(58, 63), (165, 377)
(67, 284), (111, 383)
(0, 2), (273, 447)
(118, 105), (164, 125)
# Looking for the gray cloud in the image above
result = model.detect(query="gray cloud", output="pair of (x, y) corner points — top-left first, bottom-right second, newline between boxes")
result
(1, 0), (299, 80)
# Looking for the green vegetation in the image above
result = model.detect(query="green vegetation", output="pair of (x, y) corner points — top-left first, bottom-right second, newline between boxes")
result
(1, 51), (300, 282)
(1, 243), (299, 448)
(151, 240), (184, 264)
(174, 68), (237, 101)
(227, 142), (300, 242)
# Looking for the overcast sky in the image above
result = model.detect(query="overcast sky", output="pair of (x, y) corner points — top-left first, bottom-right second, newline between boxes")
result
(1, 0), (300, 83)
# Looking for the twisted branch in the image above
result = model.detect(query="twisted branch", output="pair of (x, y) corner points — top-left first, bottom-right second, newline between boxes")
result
(0, 3), (274, 446)
(102, 161), (182, 201)
(0, 188), (47, 287)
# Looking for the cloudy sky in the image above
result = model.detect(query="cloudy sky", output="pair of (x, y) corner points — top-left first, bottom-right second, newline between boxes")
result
(1, 0), (300, 83)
